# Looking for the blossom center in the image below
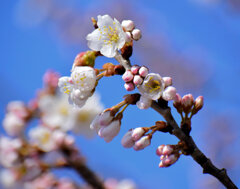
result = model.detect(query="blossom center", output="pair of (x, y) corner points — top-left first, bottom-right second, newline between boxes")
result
(99, 23), (119, 45)
(146, 77), (162, 93)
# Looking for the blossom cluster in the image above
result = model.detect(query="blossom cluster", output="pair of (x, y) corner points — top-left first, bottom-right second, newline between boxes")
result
(0, 71), (106, 189)
(56, 14), (204, 170)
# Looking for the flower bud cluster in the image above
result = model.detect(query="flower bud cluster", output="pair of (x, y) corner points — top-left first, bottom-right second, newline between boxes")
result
(122, 65), (148, 91)
(174, 94), (204, 116)
(121, 20), (142, 42)
(156, 144), (180, 167)
(2, 101), (30, 136)
(90, 109), (123, 142)
(121, 127), (151, 151)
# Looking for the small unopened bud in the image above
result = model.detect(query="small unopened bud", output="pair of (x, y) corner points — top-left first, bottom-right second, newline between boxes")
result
(122, 70), (134, 82)
(138, 66), (148, 77)
(162, 77), (172, 87)
(132, 29), (142, 41)
(122, 20), (135, 31)
(124, 82), (135, 91)
(125, 32), (132, 42)
(173, 93), (182, 113)
(182, 94), (194, 113)
(192, 96), (204, 114)
(73, 51), (96, 68)
(133, 75), (143, 85)
(98, 120), (121, 143)
(156, 145), (165, 156)
(121, 130), (135, 148)
(131, 127), (146, 141)
(162, 145), (174, 155)
(131, 65), (140, 75)
(133, 136), (151, 151)
(162, 86), (177, 101)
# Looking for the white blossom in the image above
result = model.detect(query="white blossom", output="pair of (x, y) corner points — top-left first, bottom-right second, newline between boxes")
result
(2, 113), (25, 136)
(86, 15), (126, 58)
(0, 169), (18, 188)
(29, 126), (56, 152)
(39, 93), (103, 137)
(138, 73), (165, 100)
(0, 137), (22, 167)
(58, 66), (97, 108)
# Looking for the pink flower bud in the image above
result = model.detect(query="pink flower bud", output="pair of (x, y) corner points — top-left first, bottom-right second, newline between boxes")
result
(193, 96), (204, 113)
(162, 145), (174, 155)
(131, 65), (140, 75)
(182, 94), (194, 113)
(131, 127), (145, 141)
(121, 20), (135, 31)
(162, 77), (172, 87)
(162, 86), (177, 101)
(124, 82), (135, 91)
(122, 70), (134, 82)
(98, 120), (121, 143)
(174, 93), (181, 103)
(132, 29), (142, 40)
(133, 75), (143, 85)
(156, 145), (165, 156)
(121, 130), (135, 148)
(133, 136), (151, 151)
(125, 32), (132, 42)
(136, 96), (152, 109)
(138, 66), (148, 77)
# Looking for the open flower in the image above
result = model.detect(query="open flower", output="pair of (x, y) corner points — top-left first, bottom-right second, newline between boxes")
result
(86, 15), (126, 58)
(58, 66), (97, 108)
(138, 73), (165, 100)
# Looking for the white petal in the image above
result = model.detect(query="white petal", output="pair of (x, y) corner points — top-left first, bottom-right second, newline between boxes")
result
(97, 15), (114, 28)
(100, 44), (117, 58)
(86, 29), (104, 51)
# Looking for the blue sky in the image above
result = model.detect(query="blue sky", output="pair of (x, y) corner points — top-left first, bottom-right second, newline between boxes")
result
(1, 0), (240, 188)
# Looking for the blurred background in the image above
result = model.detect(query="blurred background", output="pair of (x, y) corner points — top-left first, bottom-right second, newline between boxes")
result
(1, 0), (240, 188)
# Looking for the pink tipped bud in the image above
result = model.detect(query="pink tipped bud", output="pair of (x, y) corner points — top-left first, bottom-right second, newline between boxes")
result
(133, 75), (143, 85)
(132, 29), (142, 41)
(173, 93), (182, 113)
(121, 130), (135, 148)
(162, 145), (174, 155)
(125, 32), (132, 42)
(124, 82), (135, 91)
(133, 136), (151, 151)
(162, 86), (177, 101)
(193, 96), (204, 114)
(182, 94), (194, 113)
(156, 145), (165, 156)
(122, 20), (135, 31)
(122, 70), (134, 82)
(138, 66), (148, 77)
(98, 120), (121, 143)
(136, 96), (152, 109)
(131, 127), (145, 141)
(131, 65), (140, 75)
(163, 77), (172, 87)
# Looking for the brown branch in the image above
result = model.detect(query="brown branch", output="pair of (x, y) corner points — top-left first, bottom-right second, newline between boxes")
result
(151, 101), (238, 189)
(61, 146), (105, 189)
(114, 52), (238, 189)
